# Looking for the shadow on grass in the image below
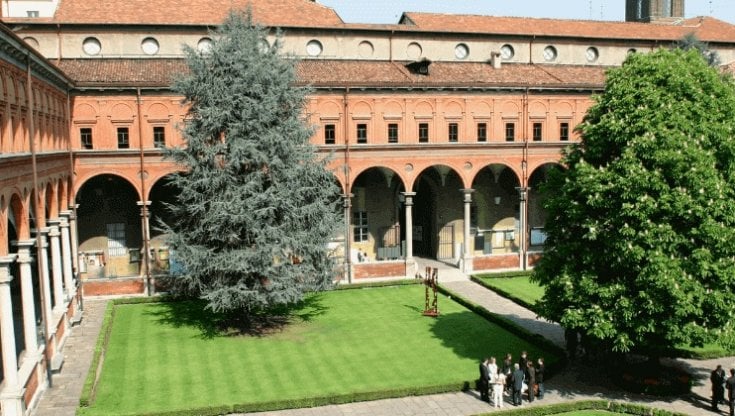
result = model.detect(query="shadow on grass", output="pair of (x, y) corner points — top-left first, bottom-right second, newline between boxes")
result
(144, 293), (328, 339)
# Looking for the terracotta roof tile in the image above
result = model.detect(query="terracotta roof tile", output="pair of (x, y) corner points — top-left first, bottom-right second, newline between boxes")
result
(400, 13), (735, 43)
(55, 58), (607, 89)
(33, 0), (342, 27)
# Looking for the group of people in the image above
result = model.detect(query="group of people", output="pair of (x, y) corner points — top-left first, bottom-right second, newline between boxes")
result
(710, 364), (735, 415)
(478, 351), (545, 407)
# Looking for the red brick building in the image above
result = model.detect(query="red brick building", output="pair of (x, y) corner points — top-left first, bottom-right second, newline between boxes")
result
(0, 0), (733, 412)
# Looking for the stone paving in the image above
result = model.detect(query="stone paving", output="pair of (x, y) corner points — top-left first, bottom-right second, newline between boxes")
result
(30, 274), (735, 416)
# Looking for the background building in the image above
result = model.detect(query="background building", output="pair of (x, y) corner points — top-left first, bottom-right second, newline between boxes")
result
(0, 0), (733, 412)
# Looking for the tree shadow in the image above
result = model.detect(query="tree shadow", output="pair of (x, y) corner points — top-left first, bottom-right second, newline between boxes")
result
(144, 294), (328, 339)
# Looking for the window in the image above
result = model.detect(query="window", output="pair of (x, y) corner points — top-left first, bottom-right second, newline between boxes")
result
(106, 223), (126, 257)
(533, 123), (543, 141)
(324, 124), (335, 145)
(505, 122), (515, 142)
(418, 123), (429, 143)
(356, 124), (367, 144)
(306, 39), (323, 57)
(153, 126), (165, 148)
(26, 10), (39, 17)
(586, 47), (599, 63)
(82, 37), (101, 56)
(560, 122), (570, 141)
(141, 37), (160, 55)
(454, 43), (469, 60)
(353, 211), (368, 242)
(543, 45), (557, 62)
(500, 44), (514, 60)
(80, 127), (93, 149)
(117, 127), (129, 149)
(477, 123), (487, 142)
(388, 123), (398, 143)
(448, 123), (458, 142)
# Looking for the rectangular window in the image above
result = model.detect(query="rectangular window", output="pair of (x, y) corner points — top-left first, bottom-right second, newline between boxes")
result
(418, 123), (429, 143)
(153, 126), (165, 148)
(324, 124), (335, 145)
(533, 122), (543, 141)
(356, 124), (367, 144)
(448, 123), (458, 142)
(353, 211), (368, 242)
(477, 123), (487, 142)
(26, 10), (39, 17)
(106, 223), (126, 257)
(505, 122), (515, 142)
(117, 127), (129, 149)
(80, 127), (93, 149)
(388, 123), (398, 143)
(560, 122), (570, 141)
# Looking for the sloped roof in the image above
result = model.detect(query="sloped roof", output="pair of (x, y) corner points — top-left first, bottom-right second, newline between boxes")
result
(55, 58), (608, 89)
(399, 12), (735, 43)
(17, 0), (342, 27)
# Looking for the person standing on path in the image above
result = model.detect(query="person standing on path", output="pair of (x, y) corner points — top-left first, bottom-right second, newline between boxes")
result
(712, 364), (727, 411)
(492, 370), (506, 408)
(536, 357), (545, 400)
(478, 357), (490, 402)
(511, 363), (525, 406)
(726, 368), (735, 416)
(526, 360), (536, 403)
(502, 353), (513, 394)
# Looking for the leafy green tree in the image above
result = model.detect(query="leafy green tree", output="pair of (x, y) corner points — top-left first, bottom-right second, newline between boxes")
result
(162, 11), (341, 316)
(676, 33), (721, 66)
(533, 49), (735, 356)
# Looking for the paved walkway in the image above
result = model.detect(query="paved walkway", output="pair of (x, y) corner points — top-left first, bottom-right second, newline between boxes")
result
(30, 272), (735, 416)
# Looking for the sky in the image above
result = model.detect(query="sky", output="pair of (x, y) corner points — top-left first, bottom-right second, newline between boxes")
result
(317, 0), (735, 25)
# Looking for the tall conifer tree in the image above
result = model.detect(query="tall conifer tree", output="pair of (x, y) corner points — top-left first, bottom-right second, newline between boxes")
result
(163, 11), (341, 315)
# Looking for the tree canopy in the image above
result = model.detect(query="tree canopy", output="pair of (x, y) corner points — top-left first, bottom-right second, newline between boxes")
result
(533, 49), (735, 354)
(162, 11), (341, 316)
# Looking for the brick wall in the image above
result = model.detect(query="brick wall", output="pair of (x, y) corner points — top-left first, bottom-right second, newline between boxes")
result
(23, 368), (39, 408)
(82, 278), (145, 296)
(353, 261), (406, 279)
(472, 254), (520, 271)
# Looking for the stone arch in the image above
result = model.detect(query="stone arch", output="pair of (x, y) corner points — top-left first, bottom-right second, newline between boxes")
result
(414, 101), (433, 117)
(383, 100), (403, 117)
(528, 162), (564, 247)
(9, 191), (28, 240)
(471, 163), (522, 255)
(58, 177), (68, 213)
(554, 101), (574, 117)
(46, 180), (58, 219)
(146, 102), (169, 120)
(318, 100), (341, 117)
(443, 100), (463, 117)
(472, 100), (492, 117)
(529, 101), (548, 118)
(74, 171), (141, 200)
(74, 103), (97, 121)
(500, 100), (519, 115)
(110, 103), (134, 121)
(352, 101), (372, 117)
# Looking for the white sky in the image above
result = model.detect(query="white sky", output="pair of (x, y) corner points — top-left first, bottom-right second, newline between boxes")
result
(317, 1), (735, 24)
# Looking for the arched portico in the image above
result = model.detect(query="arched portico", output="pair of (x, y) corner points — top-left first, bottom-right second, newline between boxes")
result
(75, 174), (142, 279)
(527, 163), (564, 265)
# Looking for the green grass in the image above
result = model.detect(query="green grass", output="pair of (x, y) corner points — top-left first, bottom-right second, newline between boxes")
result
(474, 275), (543, 311)
(82, 285), (559, 416)
(473, 274), (735, 359)
(553, 412), (626, 416)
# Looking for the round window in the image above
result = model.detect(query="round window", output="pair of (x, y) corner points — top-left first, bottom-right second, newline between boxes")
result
(141, 37), (159, 55)
(586, 47), (599, 63)
(627, 48), (637, 55)
(82, 37), (101, 56)
(543, 45), (557, 62)
(197, 37), (213, 54)
(23, 37), (39, 49)
(500, 44), (514, 60)
(454, 43), (469, 60)
(358, 40), (374, 58)
(406, 42), (422, 60)
(306, 39), (323, 57)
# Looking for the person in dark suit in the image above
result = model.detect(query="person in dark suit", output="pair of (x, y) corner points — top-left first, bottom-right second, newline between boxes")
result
(502, 353), (513, 394)
(726, 368), (735, 416)
(536, 357), (545, 400)
(526, 360), (536, 403)
(478, 357), (490, 402)
(511, 363), (525, 406)
(518, 351), (528, 375)
(712, 364), (727, 411)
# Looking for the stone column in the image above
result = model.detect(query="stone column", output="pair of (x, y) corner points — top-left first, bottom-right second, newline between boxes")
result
(517, 187), (529, 270)
(401, 192), (416, 262)
(137, 201), (152, 295)
(342, 194), (353, 284)
(461, 189), (475, 274)
(37, 229), (54, 339)
(67, 205), (80, 282)
(15, 240), (38, 355)
(48, 223), (64, 310)
(0, 255), (25, 416)
(59, 212), (74, 300)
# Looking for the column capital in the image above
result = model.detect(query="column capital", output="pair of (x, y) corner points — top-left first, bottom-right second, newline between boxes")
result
(400, 192), (416, 206)
(136, 200), (152, 207)
(460, 188), (475, 203)
(48, 226), (61, 238)
(14, 240), (34, 264)
(516, 186), (530, 201)
(0, 255), (17, 284)
(342, 193), (353, 208)
(59, 209), (73, 218)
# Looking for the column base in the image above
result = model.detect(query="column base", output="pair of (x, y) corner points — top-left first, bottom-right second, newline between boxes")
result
(0, 388), (26, 416)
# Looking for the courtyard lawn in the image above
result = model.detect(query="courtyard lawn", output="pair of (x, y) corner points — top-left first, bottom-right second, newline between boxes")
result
(81, 285), (558, 416)
(474, 274), (735, 359)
